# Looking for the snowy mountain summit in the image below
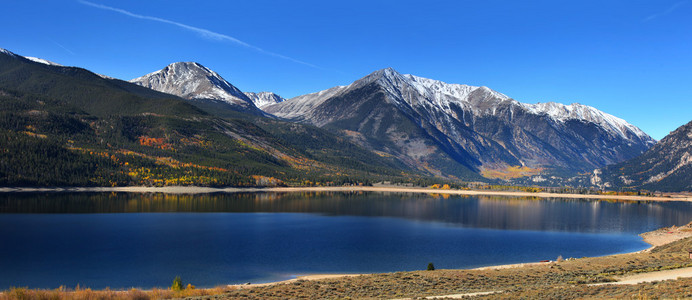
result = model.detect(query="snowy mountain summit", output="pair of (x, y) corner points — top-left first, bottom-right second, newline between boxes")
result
(372, 68), (653, 145)
(268, 68), (652, 146)
(130, 62), (258, 112)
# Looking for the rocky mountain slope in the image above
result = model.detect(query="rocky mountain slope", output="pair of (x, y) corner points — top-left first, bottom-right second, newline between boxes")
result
(595, 120), (692, 191)
(130, 62), (265, 115)
(264, 68), (655, 179)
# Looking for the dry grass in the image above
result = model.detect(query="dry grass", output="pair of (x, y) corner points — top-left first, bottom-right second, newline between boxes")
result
(203, 236), (692, 299)
(0, 285), (233, 300)
(481, 165), (542, 180)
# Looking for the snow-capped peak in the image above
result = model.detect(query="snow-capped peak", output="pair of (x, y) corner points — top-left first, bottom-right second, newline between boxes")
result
(130, 62), (255, 108)
(350, 68), (514, 117)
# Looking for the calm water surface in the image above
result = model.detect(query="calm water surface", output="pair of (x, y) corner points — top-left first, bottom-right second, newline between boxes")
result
(1, 192), (691, 289)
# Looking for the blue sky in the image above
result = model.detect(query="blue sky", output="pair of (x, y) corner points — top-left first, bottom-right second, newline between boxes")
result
(2, 0), (690, 140)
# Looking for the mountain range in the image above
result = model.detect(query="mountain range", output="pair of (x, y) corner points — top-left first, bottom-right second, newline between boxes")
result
(264, 68), (655, 179)
(132, 63), (656, 180)
(1, 47), (689, 191)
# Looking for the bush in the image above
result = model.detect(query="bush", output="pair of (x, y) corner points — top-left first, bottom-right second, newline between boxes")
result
(427, 262), (435, 271)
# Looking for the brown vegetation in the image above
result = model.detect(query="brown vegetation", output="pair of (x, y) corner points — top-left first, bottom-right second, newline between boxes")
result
(210, 234), (692, 299)
(481, 165), (542, 180)
(0, 285), (232, 300)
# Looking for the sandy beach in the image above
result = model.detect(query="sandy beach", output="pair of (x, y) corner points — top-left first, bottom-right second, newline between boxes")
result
(640, 221), (692, 247)
(1, 185), (690, 202)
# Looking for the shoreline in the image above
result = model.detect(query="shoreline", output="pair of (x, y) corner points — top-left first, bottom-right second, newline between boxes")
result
(229, 221), (692, 289)
(2, 219), (691, 296)
(1, 185), (690, 202)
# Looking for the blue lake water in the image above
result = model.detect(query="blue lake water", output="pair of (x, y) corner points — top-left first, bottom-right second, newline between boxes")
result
(1, 192), (692, 289)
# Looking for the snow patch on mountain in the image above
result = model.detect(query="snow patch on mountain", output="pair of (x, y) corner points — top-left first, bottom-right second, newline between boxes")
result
(244, 92), (285, 108)
(523, 102), (653, 143)
(404, 74), (509, 103)
(24, 56), (63, 66)
(0, 48), (17, 57)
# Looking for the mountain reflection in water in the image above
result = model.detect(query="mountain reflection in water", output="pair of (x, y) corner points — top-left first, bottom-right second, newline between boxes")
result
(2, 192), (689, 234)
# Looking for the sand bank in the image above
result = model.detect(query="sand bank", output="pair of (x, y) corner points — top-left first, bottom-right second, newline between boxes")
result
(228, 274), (364, 289)
(640, 222), (692, 247)
(1, 185), (690, 202)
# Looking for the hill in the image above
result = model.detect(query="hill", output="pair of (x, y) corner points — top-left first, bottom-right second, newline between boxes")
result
(0, 48), (416, 187)
(595, 120), (692, 192)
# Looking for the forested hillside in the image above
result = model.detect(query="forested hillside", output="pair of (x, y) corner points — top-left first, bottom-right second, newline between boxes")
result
(0, 50), (419, 187)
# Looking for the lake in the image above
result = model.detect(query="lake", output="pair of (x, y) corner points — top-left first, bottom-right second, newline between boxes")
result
(1, 191), (691, 289)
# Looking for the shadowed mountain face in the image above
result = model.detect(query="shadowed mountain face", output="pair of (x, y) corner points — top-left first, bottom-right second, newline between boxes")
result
(596, 120), (692, 192)
(264, 68), (655, 179)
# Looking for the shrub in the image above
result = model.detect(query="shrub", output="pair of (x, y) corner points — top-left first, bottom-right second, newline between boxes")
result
(427, 262), (435, 271)
(171, 276), (183, 291)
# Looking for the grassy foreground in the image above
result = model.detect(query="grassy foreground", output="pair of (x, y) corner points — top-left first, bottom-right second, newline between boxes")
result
(2, 226), (692, 299)
(214, 236), (692, 299)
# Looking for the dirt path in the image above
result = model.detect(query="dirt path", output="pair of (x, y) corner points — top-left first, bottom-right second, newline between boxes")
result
(605, 267), (692, 285)
(392, 290), (503, 299)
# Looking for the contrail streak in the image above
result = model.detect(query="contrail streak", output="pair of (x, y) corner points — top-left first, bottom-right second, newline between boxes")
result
(78, 0), (319, 68)
(643, 1), (688, 22)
